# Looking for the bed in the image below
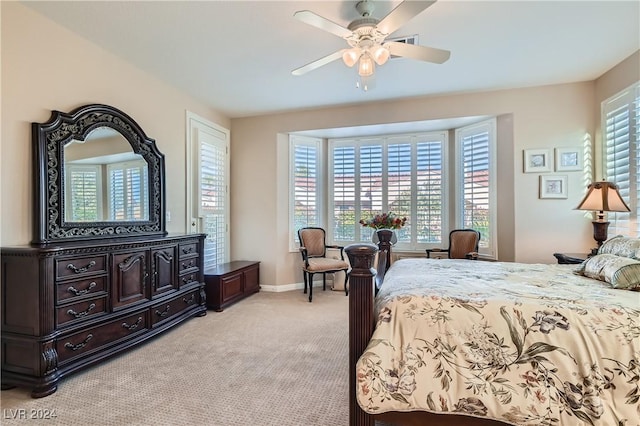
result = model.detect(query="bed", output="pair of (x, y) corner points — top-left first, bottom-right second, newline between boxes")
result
(345, 241), (640, 426)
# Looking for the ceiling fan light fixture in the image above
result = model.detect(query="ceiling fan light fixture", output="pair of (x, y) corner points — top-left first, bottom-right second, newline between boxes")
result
(358, 53), (374, 77)
(371, 44), (390, 65)
(342, 48), (360, 67)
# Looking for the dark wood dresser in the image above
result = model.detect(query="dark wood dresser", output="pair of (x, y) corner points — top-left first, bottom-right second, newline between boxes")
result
(1, 234), (207, 397)
(1, 104), (209, 397)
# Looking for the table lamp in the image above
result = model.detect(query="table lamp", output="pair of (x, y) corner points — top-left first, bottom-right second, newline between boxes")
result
(576, 181), (631, 254)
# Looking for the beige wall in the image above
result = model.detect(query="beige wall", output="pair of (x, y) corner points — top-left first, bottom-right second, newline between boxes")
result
(0, 2), (230, 246)
(231, 60), (638, 287)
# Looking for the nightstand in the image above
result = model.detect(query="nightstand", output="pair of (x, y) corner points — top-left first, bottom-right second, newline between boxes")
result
(553, 252), (589, 264)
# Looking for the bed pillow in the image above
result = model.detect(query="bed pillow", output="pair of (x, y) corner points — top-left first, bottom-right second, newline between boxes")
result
(575, 253), (640, 290)
(597, 235), (640, 259)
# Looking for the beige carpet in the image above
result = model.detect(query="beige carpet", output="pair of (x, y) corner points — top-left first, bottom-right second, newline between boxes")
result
(1, 290), (354, 426)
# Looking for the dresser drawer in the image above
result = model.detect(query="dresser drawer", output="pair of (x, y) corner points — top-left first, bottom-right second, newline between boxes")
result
(179, 272), (199, 287)
(56, 297), (107, 327)
(57, 310), (148, 364)
(56, 254), (107, 279)
(178, 257), (199, 273)
(178, 242), (199, 259)
(56, 276), (107, 303)
(150, 289), (200, 327)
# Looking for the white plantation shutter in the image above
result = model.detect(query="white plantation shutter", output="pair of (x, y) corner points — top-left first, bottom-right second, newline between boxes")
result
(290, 135), (322, 246)
(199, 135), (227, 269)
(107, 160), (148, 221)
(332, 145), (357, 241)
(604, 82), (640, 236)
(416, 138), (444, 244)
(358, 143), (383, 243)
(329, 132), (447, 250)
(66, 165), (101, 221)
(457, 120), (496, 257)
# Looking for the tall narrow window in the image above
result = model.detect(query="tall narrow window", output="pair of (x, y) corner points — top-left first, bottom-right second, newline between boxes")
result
(604, 82), (640, 236)
(290, 135), (322, 247)
(457, 119), (496, 257)
(186, 112), (230, 271)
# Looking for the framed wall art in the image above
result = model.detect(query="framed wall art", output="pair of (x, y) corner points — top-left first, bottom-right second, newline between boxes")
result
(524, 149), (552, 173)
(555, 147), (583, 171)
(539, 175), (568, 199)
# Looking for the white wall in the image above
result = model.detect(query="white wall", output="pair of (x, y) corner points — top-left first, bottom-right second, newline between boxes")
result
(0, 2), (230, 246)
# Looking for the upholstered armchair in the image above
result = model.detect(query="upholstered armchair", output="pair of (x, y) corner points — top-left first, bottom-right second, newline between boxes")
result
(426, 229), (481, 260)
(298, 227), (349, 302)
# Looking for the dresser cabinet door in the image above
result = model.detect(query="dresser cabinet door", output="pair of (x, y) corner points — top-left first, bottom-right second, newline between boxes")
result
(111, 251), (149, 309)
(151, 246), (177, 297)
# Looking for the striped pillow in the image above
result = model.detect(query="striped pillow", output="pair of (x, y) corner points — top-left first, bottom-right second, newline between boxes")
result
(576, 253), (640, 290)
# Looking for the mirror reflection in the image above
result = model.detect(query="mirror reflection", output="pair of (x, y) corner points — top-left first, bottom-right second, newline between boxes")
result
(64, 127), (149, 222)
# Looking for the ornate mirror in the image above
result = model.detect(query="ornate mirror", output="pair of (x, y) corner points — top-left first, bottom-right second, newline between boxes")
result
(33, 104), (166, 244)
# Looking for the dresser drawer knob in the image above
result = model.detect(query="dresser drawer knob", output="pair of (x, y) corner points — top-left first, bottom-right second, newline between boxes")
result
(64, 334), (93, 351)
(66, 303), (96, 319)
(122, 317), (143, 331)
(67, 282), (97, 296)
(155, 306), (171, 318)
(67, 261), (97, 274)
(183, 294), (196, 305)
(182, 260), (195, 269)
(182, 247), (194, 254)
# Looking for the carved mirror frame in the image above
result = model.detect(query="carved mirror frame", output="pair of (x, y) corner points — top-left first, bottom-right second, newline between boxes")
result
(33, 104), (166, 244)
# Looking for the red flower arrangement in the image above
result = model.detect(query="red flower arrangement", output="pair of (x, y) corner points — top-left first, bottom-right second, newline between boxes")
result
(359, 212), (407, 230)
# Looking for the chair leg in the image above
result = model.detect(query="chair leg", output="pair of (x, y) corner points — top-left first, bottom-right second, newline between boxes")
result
(322, 273), (326, 291)
(303, 270), (308, 294)
(344, 270), (349, 296)
(308, 273), (313, 302)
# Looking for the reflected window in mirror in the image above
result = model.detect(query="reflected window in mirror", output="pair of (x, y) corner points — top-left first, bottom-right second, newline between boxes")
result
(63, 127), (149, 223)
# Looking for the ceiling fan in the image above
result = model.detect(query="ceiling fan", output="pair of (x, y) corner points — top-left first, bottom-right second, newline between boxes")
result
(291, 0), (450, 88)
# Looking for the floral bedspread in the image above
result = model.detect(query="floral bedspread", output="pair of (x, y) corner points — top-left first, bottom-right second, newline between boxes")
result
(356, 258), (640, 426)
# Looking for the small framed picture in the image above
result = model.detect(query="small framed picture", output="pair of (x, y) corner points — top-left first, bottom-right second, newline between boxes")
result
(540, 175), (568, 199)
(524, 149), (552, 173)
(555, 147), (583, 171)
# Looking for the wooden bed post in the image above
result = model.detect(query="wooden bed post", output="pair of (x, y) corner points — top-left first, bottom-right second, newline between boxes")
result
(345, 243), (378, 426)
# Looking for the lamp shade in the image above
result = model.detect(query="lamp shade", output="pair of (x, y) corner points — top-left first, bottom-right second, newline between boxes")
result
(342, 48), (360, 67)
(358, 53), (374, 77)
(576, 181), (631, 216)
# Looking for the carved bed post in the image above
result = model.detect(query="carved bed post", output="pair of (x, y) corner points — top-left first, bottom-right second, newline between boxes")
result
(345, 243), (378, 426)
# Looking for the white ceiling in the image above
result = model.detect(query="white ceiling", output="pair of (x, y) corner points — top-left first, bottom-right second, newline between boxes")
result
(23, 1), (640, 120)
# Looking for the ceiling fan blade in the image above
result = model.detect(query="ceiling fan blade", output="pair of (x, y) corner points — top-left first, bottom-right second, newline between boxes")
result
(292, 50), (346, 76)
(377, 1), (437, 35)
(294, 10), (352, 38)
(386, 41), (450, 64)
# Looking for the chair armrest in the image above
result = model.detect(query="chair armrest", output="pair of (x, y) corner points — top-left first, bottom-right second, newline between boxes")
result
(299, 247), (309, 263)
(326, 245), (346, 260)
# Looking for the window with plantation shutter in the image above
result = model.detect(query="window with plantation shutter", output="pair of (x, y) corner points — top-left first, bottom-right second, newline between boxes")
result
(290, 135), (322, 247)
(329, 132), (446, 250)
(186, 112), (230, 271)
(457, 120), (496, 257)
(107, 160), (148, 221)
(198, 137), (227, 269)
(603, 82), (640, 237)
(65, 165), (102, 221)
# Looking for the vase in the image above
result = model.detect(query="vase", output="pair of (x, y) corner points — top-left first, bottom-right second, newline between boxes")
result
(374, 229), (394, 273)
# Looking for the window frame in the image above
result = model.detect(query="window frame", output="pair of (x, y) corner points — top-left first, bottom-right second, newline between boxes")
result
(455, 118), (497, 258)
(327, 131), (449, 251)
(289, 135), (323, 251)
(602, 81), (640, 237)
